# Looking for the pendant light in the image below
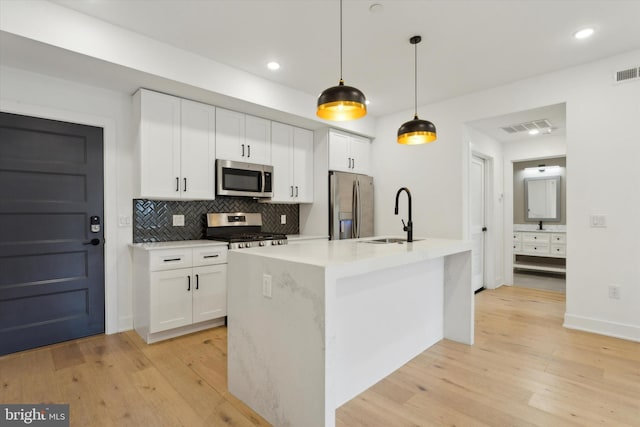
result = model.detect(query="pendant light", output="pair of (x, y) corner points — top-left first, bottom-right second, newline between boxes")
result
(317, 0), (367, 121)
(397, 35), (437, 145)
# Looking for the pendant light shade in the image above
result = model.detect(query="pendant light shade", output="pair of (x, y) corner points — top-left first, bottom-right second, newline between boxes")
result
(397, 35), (437, 145)
(317, 0), (367, 121)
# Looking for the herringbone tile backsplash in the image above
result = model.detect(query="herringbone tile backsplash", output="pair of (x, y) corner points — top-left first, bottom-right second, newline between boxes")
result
(133, 198), (299, 243)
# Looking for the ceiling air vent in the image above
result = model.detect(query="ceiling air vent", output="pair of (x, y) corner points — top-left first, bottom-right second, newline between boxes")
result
(501, 119), (552, 135)
(614, 66), (639, 84)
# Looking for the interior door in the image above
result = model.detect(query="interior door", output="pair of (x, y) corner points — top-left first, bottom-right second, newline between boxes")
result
(0, 111), (105, 355)
(471, 155), (486, 291)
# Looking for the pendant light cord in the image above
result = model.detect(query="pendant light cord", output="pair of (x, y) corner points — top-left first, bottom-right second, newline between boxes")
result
(414, 39), (418, 119)
(339, 0), (343, 81)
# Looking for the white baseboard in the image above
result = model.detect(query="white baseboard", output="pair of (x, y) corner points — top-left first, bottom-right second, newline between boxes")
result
(564, 313), (640, 342)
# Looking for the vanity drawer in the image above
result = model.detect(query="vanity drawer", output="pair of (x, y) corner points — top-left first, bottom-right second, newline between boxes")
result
(550, 233), (566, 244)
(551, 244), (566, 256)
(522, 232), (550, 243)
(522, 243), (550, 255)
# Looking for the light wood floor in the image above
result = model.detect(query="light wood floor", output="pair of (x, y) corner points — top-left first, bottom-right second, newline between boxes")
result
(1, 286), (638, 426)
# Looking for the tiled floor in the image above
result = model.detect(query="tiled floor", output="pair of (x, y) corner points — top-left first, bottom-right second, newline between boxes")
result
(513, 271), (566, 293)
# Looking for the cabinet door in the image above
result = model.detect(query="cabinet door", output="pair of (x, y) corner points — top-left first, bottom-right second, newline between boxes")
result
(192, 265), (227, 323)
(149, 269), (193, 333)
(328, 130), (351, 172)
(293, 127), (314, 203)
(215, 108), (245, 162)
(349, 135), (371, 175)
(245, 115), (271, 164)
(139, 90), (181, 198)
(271, 122), (294, 202)
(180, 99), (216, 199)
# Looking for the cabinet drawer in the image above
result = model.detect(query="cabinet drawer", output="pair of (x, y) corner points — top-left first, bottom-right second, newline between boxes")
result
(522, 232), (550, 243)
(193, 246), (228, 266)
(513, 232), (521, 241)
(522, 243), (550, 255)
(149, 249), (193, 272)
(551, 244), (566, 256)
(550, 233), (566, 244)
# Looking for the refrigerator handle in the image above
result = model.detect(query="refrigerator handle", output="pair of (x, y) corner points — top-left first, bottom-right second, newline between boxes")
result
(357, 180), (362, 238)
(352, 180), (358, 238)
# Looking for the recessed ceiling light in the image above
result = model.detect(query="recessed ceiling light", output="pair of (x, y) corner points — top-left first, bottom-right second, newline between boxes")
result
(528, 129), (540, 135)
(573, 27), (595, 39)
(267, 61), (280, 71)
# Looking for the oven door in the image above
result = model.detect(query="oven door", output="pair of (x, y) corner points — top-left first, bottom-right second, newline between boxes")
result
(216, 159), (273, 198)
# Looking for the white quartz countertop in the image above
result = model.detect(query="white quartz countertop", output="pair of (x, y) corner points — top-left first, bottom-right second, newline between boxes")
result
(130, 240), (228, 250)
(234, 236), (471, 272)
(286, 234), (328, 242)
(513, 224), (566, 232)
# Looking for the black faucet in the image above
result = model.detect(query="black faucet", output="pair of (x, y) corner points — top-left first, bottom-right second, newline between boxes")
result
(394, 187), (413, 242)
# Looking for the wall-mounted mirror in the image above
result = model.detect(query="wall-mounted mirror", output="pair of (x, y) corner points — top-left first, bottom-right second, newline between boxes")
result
(525, 176), (561, 221)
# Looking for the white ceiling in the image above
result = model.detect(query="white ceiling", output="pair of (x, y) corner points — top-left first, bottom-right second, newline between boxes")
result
(0, 0), (640, 136)
(43, 0), (640, 120)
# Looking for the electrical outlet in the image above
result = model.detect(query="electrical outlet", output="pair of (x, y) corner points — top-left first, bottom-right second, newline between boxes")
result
(590, 214), (607, 228)
(172, 214), (185, 227)
(608, 284), (620, 299)
(281, 214), (287, 225)
(263, 274), (272, 298)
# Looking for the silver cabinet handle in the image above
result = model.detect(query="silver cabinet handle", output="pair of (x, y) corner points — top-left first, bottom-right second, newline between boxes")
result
(295, 186), (299, 197)
(248, 144), (251, 157)
(183, 177), (187, 192)
(176, 177), (179, 192)
(187, 275), (191, 291)
(195, 274), (199, 290)
(163, 258), (181, 262)
(290, 186), (294, 197)
(242, 144), (245, 157)
(203, 254), (219, 259)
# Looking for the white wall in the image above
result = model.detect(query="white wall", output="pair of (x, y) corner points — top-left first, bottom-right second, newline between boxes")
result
(0, 65), (135, 333)
(373, 50), (640, 341)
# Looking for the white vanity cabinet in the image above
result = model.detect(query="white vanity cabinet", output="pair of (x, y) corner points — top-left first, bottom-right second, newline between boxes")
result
(134, 89), (216, 200)
(328, 129), (371, 175)
(133, 243), (228, 343)
(271, 122), (314, 203)
(215, 108), (271, 164)
(513, 230), (566, 273)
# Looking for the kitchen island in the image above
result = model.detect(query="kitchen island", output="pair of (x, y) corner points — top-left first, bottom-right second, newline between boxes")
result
(227, 237), (473, 427)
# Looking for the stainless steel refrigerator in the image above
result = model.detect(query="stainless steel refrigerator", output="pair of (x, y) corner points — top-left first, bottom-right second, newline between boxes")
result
(329, 171), (374, 240)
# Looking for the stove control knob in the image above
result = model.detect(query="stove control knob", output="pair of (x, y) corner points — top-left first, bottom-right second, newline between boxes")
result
(238, 243), (245, 249)
(259, 241), (266, 247)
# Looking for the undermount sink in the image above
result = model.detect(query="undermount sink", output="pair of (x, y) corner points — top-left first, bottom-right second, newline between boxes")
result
(362, 238), (422, 244)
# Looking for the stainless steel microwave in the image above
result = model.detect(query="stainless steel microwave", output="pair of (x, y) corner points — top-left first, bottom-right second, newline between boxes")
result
(216, 159), (273, 198)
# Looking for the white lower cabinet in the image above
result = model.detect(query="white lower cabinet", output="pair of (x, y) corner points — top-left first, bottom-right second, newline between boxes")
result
(513, 230), (566, 273)
(134, 243), (228, 343)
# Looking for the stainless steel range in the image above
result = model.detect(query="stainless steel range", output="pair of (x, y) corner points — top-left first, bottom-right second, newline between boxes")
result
(205, 212), (287, 249)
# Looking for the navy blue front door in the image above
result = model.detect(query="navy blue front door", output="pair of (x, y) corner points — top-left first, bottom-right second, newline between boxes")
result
(0, 111), (105, 355)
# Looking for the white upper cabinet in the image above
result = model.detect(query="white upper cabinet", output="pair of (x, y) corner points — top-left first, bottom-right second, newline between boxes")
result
(180, 99), (216, 199)
(328, 129), (371, 175)
(134, 89), (215, 200)
(271, 122), (314, 203)
(215, 107), (271, 165)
